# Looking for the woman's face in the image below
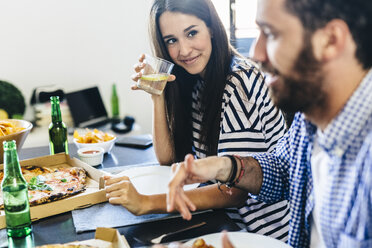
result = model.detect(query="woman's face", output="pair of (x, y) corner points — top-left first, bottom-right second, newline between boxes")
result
(159, 11), (213, 77)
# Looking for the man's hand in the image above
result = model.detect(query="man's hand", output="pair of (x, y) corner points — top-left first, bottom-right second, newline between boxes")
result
(167, 154), (231, 220)
(221, 231), (234, 248)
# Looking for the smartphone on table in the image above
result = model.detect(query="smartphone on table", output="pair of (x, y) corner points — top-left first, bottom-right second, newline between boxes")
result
(115, 134), (153, 149)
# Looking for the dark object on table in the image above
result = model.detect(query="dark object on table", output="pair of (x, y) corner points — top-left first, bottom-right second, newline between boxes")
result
(115, 134), (152, 149)
(150, 222), (206, 244)
(30, 86), (65, 104)
(111, 116), (135, 134)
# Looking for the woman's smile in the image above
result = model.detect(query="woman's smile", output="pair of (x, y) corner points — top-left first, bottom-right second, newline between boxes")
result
(180, 55), (201, 65)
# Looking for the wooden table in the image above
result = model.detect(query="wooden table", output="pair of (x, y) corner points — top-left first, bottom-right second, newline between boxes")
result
(0, 143), (240, 247)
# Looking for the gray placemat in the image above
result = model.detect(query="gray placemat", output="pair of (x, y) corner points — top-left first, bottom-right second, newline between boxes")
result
(72, 202), (178, 233)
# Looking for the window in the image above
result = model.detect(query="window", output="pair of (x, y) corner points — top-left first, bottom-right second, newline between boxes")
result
(212, 0), (259, 56)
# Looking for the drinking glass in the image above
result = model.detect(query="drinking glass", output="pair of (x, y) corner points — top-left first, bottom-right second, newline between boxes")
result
(137, 54), (174, 95)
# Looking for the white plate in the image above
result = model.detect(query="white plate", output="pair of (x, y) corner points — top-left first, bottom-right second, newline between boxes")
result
(115, 166), (199, 195)
(185, 232), (291, 248)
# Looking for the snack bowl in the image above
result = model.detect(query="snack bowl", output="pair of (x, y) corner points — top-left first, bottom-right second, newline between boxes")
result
(74, 136), (116, 154)
(0, 119), (33, 164)
(77, 147), (105, 166)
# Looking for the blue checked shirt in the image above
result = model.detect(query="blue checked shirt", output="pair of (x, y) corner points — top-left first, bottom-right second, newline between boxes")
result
(251, 69), (372, 248)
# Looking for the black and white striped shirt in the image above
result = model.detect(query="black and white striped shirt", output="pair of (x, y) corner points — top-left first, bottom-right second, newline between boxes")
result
(191, 58), (290, 242)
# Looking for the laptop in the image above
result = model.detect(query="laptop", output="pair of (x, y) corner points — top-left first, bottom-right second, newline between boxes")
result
(65, 86), (111, 128)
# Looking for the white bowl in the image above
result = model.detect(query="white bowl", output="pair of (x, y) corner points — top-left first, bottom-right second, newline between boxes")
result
(73, 136), (116, 154)
(0, 119), (33, 164)
(77, 147), (104, 166)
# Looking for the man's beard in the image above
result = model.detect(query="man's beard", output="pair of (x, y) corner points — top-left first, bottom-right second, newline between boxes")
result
(263, 36), (327, 114)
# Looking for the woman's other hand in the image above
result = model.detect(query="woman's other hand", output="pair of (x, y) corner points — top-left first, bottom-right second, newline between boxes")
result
(104, 175), (148, 215)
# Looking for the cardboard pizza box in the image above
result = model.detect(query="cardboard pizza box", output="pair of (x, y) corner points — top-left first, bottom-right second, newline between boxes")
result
(35, 227), (130, 248)
(0, 153), (109, 229)
(68, 227), (130, 248)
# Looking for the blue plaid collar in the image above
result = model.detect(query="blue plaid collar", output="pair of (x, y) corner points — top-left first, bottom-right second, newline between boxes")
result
(301, 69), (372, 157)
(318, 69), (372, 157)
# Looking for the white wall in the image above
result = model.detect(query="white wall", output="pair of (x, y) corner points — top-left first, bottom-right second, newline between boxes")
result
(0, 0), (154, 133)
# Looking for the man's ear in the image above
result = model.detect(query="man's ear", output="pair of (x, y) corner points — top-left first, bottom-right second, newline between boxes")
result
(312, 19), (350, 62)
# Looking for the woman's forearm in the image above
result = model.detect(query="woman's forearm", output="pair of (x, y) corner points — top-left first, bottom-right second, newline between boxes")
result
(151, 95), (175, 165)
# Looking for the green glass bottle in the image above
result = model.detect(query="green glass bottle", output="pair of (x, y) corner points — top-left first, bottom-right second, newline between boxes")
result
(1, 140), (32, 238)
(111, 83), (119, 120)
(49, 96), (68, 155)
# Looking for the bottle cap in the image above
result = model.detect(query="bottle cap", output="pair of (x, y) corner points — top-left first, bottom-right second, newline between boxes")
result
(3, 140), (16, 150)
(50, 96), (60, 103)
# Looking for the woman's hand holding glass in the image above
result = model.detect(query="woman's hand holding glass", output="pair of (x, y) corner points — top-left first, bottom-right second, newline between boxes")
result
(131, 54), (176, 95)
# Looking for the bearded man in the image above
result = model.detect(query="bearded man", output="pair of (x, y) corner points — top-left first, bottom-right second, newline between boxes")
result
(166, 0), (372, 247)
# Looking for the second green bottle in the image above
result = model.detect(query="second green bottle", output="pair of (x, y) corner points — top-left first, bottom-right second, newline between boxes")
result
(49, 96), (68, 155)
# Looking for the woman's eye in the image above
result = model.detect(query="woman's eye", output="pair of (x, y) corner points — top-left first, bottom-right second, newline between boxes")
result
(165, 38), (177, 45)
(187, 30), (198, 37)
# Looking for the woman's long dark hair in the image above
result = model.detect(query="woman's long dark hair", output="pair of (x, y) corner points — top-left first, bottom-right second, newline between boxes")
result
(149, 0), (237, 161)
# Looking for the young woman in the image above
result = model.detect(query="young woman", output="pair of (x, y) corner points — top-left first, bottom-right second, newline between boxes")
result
(105, 0), (289, 241)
